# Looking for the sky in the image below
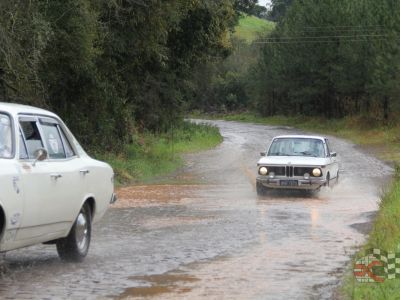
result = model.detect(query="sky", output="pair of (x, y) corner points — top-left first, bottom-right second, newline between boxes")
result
(258, 0), (272, 7)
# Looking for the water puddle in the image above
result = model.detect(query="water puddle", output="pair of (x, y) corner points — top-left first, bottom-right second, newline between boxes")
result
(116, 273), (199, 299)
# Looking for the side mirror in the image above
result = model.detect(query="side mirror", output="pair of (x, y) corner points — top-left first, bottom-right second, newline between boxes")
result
(260, 152), (266, 157)
(33, 148), (48, 166)
(330, 152), (337, 157)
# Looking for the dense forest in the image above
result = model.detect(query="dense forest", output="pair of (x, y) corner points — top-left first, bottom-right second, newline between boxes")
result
(220, 0), (399, 125)
(250, 0), (400, 122)
(191, 0), (400, 126)
(0, 0), (258, 151)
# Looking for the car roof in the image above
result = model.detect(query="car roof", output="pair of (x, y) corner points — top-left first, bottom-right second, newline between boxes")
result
(273, 135), (326, 141)
(0, 102), (58, 118)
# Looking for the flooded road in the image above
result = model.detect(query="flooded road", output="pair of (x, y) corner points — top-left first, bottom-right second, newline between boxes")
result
(0, 120), (393, 299)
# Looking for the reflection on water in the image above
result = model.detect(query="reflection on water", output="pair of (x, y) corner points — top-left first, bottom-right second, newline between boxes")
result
(311, 207), (320, 228)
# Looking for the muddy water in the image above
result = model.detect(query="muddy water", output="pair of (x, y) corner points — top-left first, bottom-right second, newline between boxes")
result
(0, 120), (393, 299)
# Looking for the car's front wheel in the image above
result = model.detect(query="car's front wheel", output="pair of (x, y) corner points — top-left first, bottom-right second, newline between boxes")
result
(256, 181), (269, 196)
(326, 173), (330, 187)
(56, 203), (92, 262)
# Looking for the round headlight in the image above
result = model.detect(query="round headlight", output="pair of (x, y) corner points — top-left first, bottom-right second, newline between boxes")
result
(259, 167), (268, 176)
(312, 168), (322, 177)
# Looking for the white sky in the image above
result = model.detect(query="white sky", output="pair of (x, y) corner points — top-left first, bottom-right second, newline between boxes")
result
(258, 0), (272, 7)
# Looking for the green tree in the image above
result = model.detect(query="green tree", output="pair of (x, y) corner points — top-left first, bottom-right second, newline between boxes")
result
(251, 0), (400, 122)
(268, 0), (293, 22)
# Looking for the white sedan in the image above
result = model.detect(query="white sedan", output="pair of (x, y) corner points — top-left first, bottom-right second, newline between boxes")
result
(0, 103), (116, 261)
(256, 135), (339, 194)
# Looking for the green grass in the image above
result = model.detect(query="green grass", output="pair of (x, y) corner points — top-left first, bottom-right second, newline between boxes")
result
(95, 122), (222, 186)
(343, 174), (400, 299)
(234, 15), (275, 43)
(194, 111), (400, 299)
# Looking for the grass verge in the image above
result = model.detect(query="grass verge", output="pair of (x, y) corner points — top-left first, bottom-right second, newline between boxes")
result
(234, 15), (275, 43)
(193, 112), (400, 299)
(95, 121), (222, 186)
(343, 172), (400, 299)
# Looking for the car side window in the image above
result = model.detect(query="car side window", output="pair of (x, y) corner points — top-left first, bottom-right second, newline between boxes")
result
(19, 120), (44, 159)
(59, 127), (75, 158)
(39, 118), (76, 159)
(40, 123), (67, 159)
(0, 114), (13, 159)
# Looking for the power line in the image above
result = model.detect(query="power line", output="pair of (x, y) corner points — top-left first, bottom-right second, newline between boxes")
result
(288, 28), (392, 34)
(257, 34), (392, 41)
(254, 38), (394, 44)
(301, 25), (387, 29)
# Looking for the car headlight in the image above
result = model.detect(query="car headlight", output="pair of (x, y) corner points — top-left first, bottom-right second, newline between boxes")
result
(312, 168), (322, 177)
(259, 167), (268, 176)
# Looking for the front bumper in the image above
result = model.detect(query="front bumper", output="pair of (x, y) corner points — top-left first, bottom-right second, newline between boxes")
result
(257, 176), (326, 190)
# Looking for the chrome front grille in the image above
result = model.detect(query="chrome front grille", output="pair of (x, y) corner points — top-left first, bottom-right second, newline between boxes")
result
(264, 165), (316, 177)
(286, 166), (294, 177)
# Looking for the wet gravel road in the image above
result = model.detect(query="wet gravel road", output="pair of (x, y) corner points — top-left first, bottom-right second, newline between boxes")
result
(0, 120), (393, 299)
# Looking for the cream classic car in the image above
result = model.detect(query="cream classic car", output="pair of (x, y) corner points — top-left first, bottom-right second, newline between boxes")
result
(256, 135), (339, 194)
(0, 103), (116, 261)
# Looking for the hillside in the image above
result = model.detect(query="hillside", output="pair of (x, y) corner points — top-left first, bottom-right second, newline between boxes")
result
(234, 15), (275, 43)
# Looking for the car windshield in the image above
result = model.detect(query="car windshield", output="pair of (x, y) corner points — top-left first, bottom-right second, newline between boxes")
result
(268, 138), (325, 158)
(0, 114), (12, 158)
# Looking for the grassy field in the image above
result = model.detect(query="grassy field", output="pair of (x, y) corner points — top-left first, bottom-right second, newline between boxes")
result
(234, 15), (275, 43)
(201, 112), (400, 299)
(95, 122), (222, 186)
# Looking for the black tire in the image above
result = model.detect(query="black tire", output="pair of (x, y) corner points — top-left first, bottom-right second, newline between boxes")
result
(256, 181), (268, 196)
(326, 173), (330, 187)
(56, 203), (92, 262)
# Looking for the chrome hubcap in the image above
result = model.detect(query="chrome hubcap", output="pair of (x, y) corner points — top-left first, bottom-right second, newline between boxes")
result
(75, 212), (88, 251)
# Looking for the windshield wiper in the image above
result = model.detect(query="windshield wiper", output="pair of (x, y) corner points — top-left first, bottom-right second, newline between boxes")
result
(269, 152), (291, 156)
(299, 151), (318, 157)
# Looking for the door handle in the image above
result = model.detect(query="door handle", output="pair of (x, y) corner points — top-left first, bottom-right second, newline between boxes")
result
(50, 174), (62, 180)
(80, 169), (90, 175)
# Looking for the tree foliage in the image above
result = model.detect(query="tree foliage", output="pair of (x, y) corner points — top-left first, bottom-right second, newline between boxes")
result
(250, 0), (400, 122)
(267, 0), (294, 22)
(0, 0), (237, 151)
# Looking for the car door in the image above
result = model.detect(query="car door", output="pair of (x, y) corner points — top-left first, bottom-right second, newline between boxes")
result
(16, 116), (82, 242)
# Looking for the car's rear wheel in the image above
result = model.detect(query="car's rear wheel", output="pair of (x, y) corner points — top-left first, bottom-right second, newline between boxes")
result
(56, 203), (91, 262)
(256, 181), (269, 196)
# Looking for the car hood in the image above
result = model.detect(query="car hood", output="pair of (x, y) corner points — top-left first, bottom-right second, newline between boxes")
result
(257, 156), (328, 166)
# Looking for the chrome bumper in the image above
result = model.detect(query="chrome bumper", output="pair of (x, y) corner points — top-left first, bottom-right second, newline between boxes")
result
(110, 193), (117, 204)
(257, 177), (326, 190)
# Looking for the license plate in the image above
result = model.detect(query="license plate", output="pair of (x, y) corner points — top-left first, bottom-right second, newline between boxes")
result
(280, 180), (298, 187)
